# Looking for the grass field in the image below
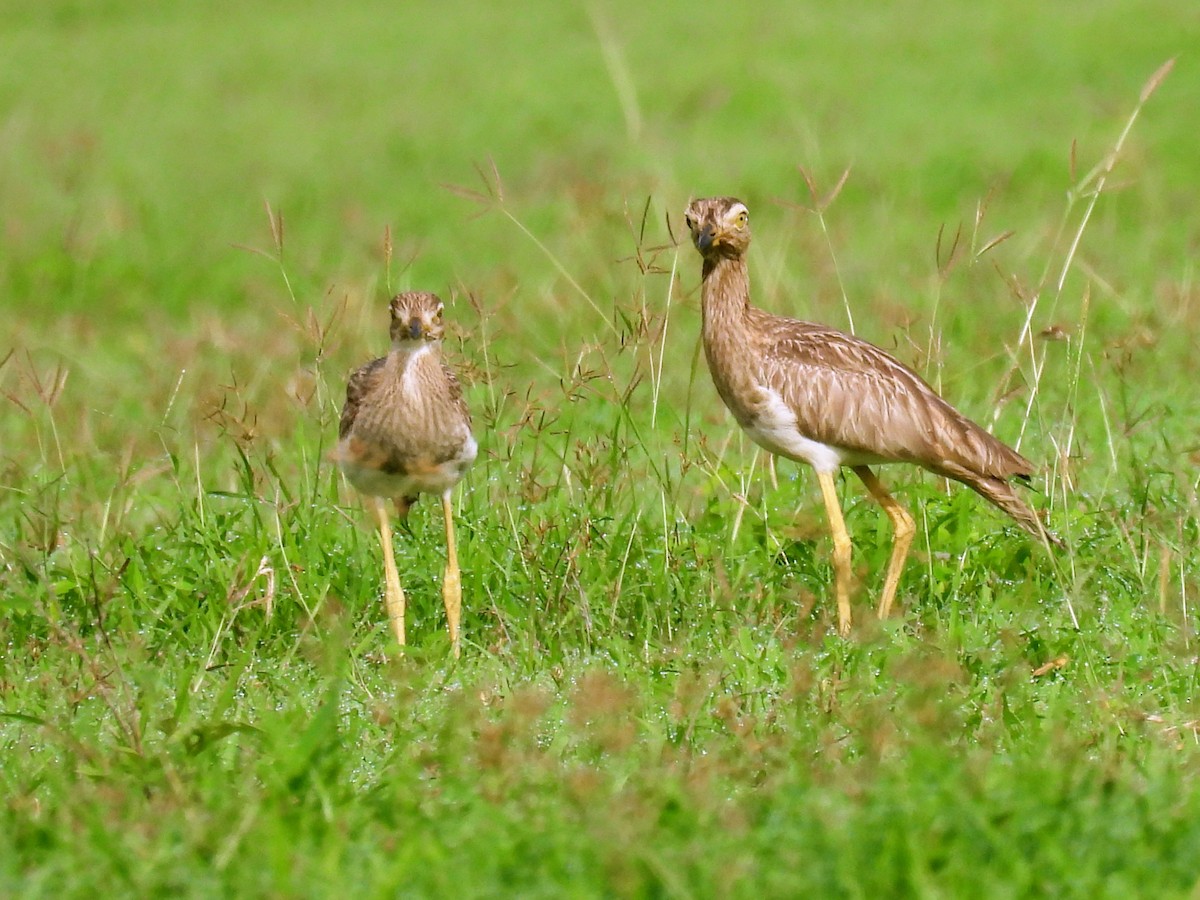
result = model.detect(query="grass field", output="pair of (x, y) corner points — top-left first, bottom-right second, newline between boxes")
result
(3, 1), (1200, 895)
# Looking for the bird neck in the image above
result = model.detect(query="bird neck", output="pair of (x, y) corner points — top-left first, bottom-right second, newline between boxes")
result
(388, 341), (437, 368)
(700, 254), (751, 339)
(699, 254), (759, 420)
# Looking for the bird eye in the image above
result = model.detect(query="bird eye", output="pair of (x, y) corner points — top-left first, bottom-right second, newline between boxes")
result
(734, 211), (748, 228)
(684, 214), (694, 230)
(436, 305), (444, 319)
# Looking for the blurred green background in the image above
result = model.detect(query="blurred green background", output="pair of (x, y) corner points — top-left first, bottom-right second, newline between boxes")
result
(3, 0), (1195, 330)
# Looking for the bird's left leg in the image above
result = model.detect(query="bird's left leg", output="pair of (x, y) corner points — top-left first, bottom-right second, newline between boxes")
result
(373, 497), (406, 648)
(440, 489), (463, 658)
(815, 470), (853, 636)
(852, 466), (915, 622)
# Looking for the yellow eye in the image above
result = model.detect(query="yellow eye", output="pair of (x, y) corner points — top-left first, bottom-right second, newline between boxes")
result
(734, 211), (748, 228)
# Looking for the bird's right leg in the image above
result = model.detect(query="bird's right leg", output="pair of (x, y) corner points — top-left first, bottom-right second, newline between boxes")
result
(815, 470), (853, 636)
(852, 466), (915, 622)
(440, 490), (463, 659)
(373, 497), (406, 648)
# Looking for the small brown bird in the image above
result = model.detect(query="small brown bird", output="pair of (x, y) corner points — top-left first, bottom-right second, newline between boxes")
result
(335, 291), (476, 655)
(684, 196), (1058, 635)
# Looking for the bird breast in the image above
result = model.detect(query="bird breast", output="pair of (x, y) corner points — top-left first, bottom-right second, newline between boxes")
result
(337, 345), (475, 498)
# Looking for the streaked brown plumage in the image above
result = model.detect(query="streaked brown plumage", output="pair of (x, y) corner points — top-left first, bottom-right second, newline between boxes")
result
(685, 196), (1058, 635)
(335, 291), (476, 655)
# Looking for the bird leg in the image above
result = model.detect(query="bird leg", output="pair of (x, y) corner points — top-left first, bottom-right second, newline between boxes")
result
(815, 470), (853, 636)
(441, 490), (463, 658)
(852, 466), (915, 622)
(373, 497), (406, 648)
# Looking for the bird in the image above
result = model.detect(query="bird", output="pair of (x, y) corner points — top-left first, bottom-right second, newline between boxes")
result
(683, 196), (1059, 635)
(334, 291), (477, 656)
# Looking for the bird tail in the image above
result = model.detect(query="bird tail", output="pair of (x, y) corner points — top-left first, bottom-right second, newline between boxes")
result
(960, 473), (1063, 549)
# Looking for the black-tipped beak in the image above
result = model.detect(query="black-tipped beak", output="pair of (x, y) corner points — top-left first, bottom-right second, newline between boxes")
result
(407, 317), (423, 339)
(696, 226), (716, 252)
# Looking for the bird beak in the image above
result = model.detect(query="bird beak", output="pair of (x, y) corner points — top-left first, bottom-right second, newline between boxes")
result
(408, 317), (424, 339)
(695, 225), (717, 252)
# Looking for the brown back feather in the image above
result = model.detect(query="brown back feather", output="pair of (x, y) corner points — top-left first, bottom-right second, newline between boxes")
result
(752, 312), (1033, 481)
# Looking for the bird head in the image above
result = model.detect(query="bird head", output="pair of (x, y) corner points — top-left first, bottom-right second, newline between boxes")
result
(684, 197), (751, 259)
(388, 291), (446, 347)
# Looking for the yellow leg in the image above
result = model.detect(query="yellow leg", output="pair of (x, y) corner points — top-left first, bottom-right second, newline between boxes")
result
(815, 470), (853, 636)
(852, 466), (915, 622)
(441, 490), (463, 658)
(373, 497), (406, 648)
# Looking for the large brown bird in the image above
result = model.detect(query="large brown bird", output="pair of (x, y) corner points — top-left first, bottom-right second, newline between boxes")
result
(684, 196), (1058, 635)
(335, 291), (476, 655)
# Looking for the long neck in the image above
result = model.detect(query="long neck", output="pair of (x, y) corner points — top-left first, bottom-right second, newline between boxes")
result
(700, 254), (757, 419)
(701, 254), (752, 351)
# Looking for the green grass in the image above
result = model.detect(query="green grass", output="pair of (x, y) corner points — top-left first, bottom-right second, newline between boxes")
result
(3, 1), (1200, 896)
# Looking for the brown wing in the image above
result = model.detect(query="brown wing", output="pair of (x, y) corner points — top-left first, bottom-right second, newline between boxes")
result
(753, 312), (1033, 481)
(338, 356), (386, 440)
(441, 359), (472, 430)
